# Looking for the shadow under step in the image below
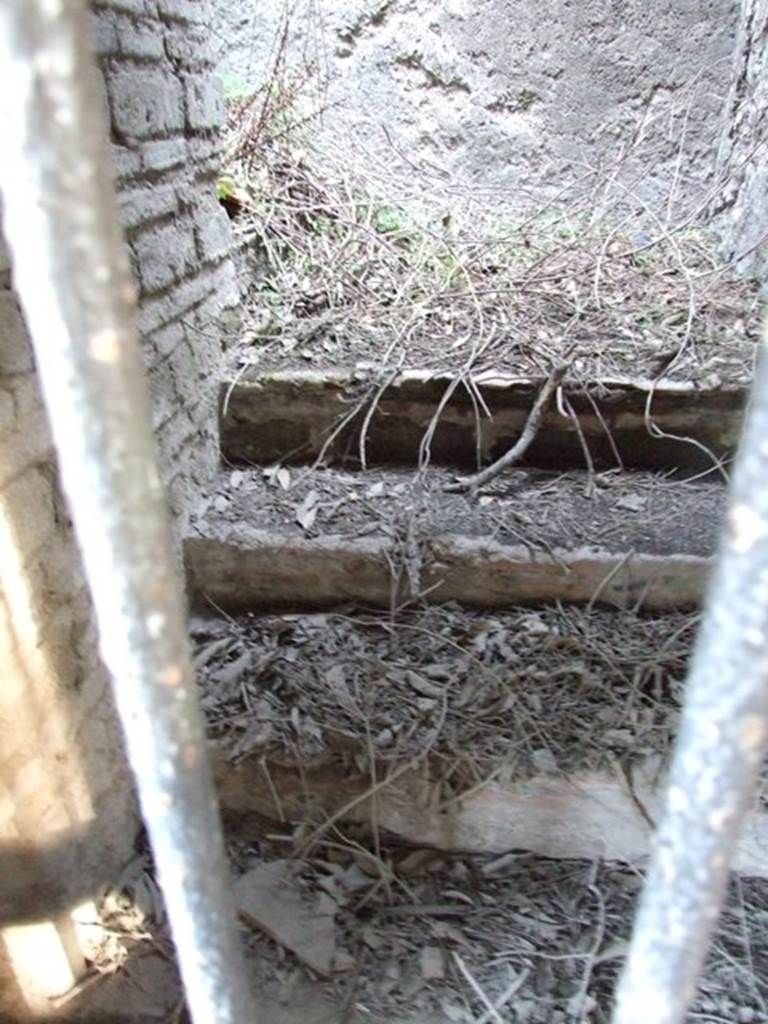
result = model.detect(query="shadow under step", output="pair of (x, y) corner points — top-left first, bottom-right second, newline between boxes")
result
(185, 465), (724, 613)
(220, 366), (745, 474)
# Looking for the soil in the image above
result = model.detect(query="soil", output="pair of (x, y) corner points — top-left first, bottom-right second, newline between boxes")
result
(234, 308), (760, 390)
(197, 465), (726, 559)
(186, 607), (768, 1024)
(172, 83), (768, 1024)
(229, 847), (768, 1024)
(67, 840), (768, 1024)
(230, 167), (764, 390)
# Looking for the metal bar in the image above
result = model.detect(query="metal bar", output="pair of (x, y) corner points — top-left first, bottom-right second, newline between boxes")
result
(0, 3), (253, 1022)
(613, 330), (768, 1024)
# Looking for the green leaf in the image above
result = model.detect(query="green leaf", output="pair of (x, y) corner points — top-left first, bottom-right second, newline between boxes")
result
(375, 206), (403, 234)
(216, 177), (237, 201)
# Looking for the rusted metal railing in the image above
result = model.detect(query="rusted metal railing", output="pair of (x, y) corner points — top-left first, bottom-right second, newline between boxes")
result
(0, 3), (252, 1022)
(613, 337), (768, 1024)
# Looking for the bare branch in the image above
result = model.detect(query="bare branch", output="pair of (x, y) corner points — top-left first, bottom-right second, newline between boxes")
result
(446, 362), (569, 493)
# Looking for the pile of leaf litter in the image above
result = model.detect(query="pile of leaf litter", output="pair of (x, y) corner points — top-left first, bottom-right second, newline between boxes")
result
(225, 835), (768, 1024)
(193, 603), (695, 785)
(194, 600), (768, 1024)
(221, 80), (763, 390)
(79, 827), (768, 1023)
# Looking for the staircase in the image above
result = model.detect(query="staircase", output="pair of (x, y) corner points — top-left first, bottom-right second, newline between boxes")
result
(186, 365), (737, 614)
(181, 361), (768, 1021)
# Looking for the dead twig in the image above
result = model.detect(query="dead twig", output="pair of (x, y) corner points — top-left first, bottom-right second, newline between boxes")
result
(295, 689), (448, 858)
(452, 952), (505, 1024)
(446, 361), (568, 494)
(557, 390), (596, 498)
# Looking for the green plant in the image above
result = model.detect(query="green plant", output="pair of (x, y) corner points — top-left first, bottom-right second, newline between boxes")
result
(216, 175), (239, 202)
(374, 205), (404, 234)
(220, 74), (255, 103)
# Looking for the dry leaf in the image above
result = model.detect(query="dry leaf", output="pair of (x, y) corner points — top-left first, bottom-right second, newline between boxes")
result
(362, 926), (384, 950)
(531, 747), (559, 774)
(403, 670), (443, 699)
(420, 945), (445, 980)
(212, 650), (252, 697)
(296, 490), (320, 530)
(430, 920), (468, 945)
(616, 493), (646, 512)
(324, 665), (358, 714)
(332, 951), (356, 973)
(236, 860), (337, 976)
(194, 637), (233, 670)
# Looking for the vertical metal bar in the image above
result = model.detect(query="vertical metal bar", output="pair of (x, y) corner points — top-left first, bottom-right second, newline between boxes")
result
(0, 3), (253, 1022)
(613, 330), (768, 1024)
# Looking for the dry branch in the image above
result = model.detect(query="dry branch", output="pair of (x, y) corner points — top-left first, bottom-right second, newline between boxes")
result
(445, 362), (568, 493)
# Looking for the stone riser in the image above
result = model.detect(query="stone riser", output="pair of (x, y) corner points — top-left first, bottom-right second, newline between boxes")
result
(212, 755), (768, 878)
(186, 531), (710, 613)
(220, 368), (745, 473)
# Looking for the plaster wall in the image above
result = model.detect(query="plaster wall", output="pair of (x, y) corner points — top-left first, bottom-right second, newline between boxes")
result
(211, 0), (740, 221)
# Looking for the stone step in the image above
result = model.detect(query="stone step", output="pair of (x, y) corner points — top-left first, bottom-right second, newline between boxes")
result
(193, 607), (767, 877)
(185, 464), (724, 613)
(219, 366), (744, 474)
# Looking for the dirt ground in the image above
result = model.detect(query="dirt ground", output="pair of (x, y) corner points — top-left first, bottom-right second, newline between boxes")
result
(65, 841), (768, 1024)
(229, 849), (768, 1024)
(225, 106), (764, 392)
(55, 600), (766, 1024)
(182, 606), (768, 1024)
(199, 465), (725, 560)
(234, 277), (761, 391)
(194, 603), (694, 786)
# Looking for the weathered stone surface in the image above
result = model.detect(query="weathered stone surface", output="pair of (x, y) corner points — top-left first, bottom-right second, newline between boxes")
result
(2, 2), (238, 1015)
(93, 0), (238, 535)
(0, 292), (34, 375)
(235, 861), (337, 976)
(140, 137), (188, 172)
(210, 0), (738, 219)
(213, 755), (768, 878)
(108, 68), (185, 139)
(0, 388), (13, 434)
(99, 12), (166, 60)
(157, 0), (211, 24)
(0, 235), (138, 1021)
(195, 196), (234, 262)
(93, 0), (153, 14)
(131, 217), (198, 292)
(185, 73), (226, 130)
(715, 0), (768, 284)
(119, 182), (179, 229)
(185, 527), (711, 614)
(186, 459), (721, 612)
(110, 141), (142, 181)
(220, 368), (747, 474)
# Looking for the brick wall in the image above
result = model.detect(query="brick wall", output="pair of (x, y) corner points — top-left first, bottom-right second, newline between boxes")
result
(93, 0), (238, 529)
(0, 2), (236, 1017)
